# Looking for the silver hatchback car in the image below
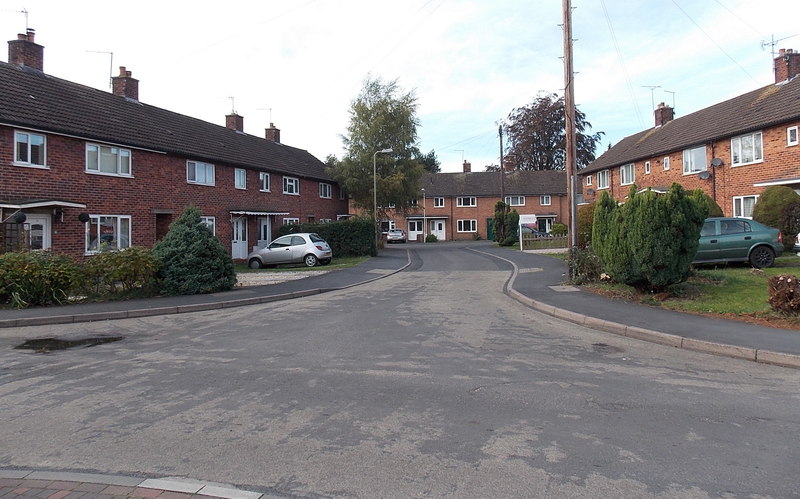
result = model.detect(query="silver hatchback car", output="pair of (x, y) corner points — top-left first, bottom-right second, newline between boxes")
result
(247, 233), (332, 268)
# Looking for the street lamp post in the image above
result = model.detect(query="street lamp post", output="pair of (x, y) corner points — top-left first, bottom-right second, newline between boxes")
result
(373, 148), (393, 250)
(421, 188), (426, 243)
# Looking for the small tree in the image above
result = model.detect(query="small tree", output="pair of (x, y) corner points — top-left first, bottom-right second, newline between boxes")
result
(501, 209), (520, 246)
(576, 203), (595, 249)
(690, 189), (722, 218)
(753, 186), (800, 250)
(152, 206), (236, 295)
(492, 201), (510, 243)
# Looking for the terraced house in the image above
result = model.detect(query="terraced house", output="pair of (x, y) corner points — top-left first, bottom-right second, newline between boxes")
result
(375, 162), (567, 242)
(580, 49), (800, 218)
(0, 29), (347, 259)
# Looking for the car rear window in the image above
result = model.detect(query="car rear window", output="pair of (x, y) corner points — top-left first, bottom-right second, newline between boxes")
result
(310, 233), (325, 243)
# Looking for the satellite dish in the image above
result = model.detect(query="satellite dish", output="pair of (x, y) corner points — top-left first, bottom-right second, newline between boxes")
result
(698, 171), (711, 180)
(710, 158), (723, 167)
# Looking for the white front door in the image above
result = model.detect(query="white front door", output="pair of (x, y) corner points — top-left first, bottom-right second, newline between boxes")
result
(432, 220), (445, 241)
(257, 217), (272, 249)
(232, 217), (248, 259)
(25, 215), (51, 250)
(408, 220), (423, 242)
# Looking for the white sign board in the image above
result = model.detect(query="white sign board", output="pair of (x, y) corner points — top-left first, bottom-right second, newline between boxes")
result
(518, 214), (537, 252)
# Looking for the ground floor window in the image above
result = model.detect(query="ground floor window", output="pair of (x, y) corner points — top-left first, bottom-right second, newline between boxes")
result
(200, 216), (216, 235)
(85, 215), (131, 253)
(283, 217), (300, 225)
(457, 219), (477, 232)
(733, 195), (758, 219)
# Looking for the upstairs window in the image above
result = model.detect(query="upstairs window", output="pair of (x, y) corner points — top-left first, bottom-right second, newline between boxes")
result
(663, 156), (671, 171)
(283, 176), (300, 195)
(540, 195), (551, 206)
(87, 144), (131, 176)
(235, 168), (247, 189)
(683, 145), (707, 174)
(644, 161), (651, 174)
(788, 126), (798, 146)
(14, 130), (46, 167)
(585, 175), (592, 186)
(731, 132), (763, 166)
(434, 197), (445, 208)
(187, 161), (215, 185)
(597, 170), (610, 189)
(457, 196), (476, 207)
(620, 163), (635, 185)
(259, 172), (270, 191)
(505, 195), (525, 206)
(319, 182), (332, 199)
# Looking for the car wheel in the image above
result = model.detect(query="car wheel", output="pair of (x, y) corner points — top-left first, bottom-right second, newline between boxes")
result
(304, 254), (319, 267)
(248, 258), (263, 269)
(320, 258), (331, 266)
(749, 246), (775, 268)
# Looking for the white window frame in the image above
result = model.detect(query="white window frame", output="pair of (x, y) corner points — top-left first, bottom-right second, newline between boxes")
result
(84, 214), (131, 254)
(283, 217), (300, 225)
(234, 168), (247, 189)
(505, 195), (525, 206)
(733, 195), (759, 219)
(319, 182), (332, 199)
(14, 130), (47, 168)
(434, 197), (445, 208)
(457, 196), (477, 207)
(663, 156), (670, 171)
(682, 145), (707, 174)
(259, 172), (271, 192)
(200, 216), (216, 235)
(620, 163), (635, 186)
(731, 131), (763, 166)
(540, 195), (551, 206)
(644, 161), (651, 175)
(283, 176), (300, 195)
(187, 160), (215, 186)
(585, 175), (592, 186)
(457, 219), (477, 232)
(87, 143), (132, 177)
(788, 126), (798, 146)
(597, 170), (610, 189)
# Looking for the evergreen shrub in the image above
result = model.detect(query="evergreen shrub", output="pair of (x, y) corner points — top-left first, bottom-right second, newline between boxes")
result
(753, 186), (800, 250)
(0, 251), (79, 308)
(278, 217), (375, 256)
(576, 203), (595, 249)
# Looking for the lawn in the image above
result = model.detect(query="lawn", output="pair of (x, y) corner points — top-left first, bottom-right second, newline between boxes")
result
(583, 254), (800, 329)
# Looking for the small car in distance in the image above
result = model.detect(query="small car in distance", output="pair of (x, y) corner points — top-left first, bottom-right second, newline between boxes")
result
(247, 233), (332, 268)
(386, 229), (407, 243)
(693, 217), (783, 268)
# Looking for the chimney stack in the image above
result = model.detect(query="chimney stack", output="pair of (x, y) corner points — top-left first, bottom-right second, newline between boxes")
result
(112, 66), (139, 100)
(226, 112), (244, 132)
(8, 28), (43, 71)
(463, 160), (471, 173)
(265, 123), (281, 143)
(775, 48), (800, 84)
(654, 102), (674, 127)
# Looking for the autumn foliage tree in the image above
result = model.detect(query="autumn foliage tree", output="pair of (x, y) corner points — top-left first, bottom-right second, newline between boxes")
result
(504, 92), (603, 171)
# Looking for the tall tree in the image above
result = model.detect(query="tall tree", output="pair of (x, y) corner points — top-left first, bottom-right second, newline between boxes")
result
(505, 92), (603, 171)
(327, 76), (425, 218)
(414, 149), (441, 173)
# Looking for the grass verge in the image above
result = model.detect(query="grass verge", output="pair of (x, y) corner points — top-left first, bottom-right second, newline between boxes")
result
(235, 255), (369, 273)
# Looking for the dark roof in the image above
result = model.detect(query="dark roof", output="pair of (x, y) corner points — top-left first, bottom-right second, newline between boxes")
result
(420, 170), (566, 196)
(0, 62), (331, 180)
(583, 76), (800, 174)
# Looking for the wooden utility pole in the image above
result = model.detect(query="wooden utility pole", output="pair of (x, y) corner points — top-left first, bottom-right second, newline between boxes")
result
(563, 0), (577, 250)
(499, 124), (505, 203)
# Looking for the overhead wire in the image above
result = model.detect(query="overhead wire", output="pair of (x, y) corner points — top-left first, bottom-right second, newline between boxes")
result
(599, 0), (644, 130)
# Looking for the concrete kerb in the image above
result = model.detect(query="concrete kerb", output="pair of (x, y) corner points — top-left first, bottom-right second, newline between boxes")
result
(0, 468), (271, 499)
(472, 247), (800, 370)
(0, 250), (413, 329)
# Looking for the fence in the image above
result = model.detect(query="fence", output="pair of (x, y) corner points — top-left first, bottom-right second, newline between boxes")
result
(521, 234), (568, 251)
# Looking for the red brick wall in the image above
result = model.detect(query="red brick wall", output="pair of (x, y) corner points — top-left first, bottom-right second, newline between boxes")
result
(580, 121), (800, 216)
(0, 127), (347, 257)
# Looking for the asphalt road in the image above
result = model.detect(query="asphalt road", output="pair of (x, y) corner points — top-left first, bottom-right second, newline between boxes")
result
(1, 244), (799, 498)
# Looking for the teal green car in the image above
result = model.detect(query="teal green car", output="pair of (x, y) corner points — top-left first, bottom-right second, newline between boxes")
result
(694, 217), (783, 268)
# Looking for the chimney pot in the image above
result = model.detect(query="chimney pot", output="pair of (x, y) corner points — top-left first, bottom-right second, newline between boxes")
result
(265, 123), (281, 143)
(654, 103), (674, 127)
(463, 160), (472, 173)
(112, 66), (139, 100)
(8, 28), (44, 71)
(774, 48), (800, 83)
(226, 113), (244, 132)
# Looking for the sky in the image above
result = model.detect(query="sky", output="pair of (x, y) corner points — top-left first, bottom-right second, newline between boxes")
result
(0, 0), (797, 173)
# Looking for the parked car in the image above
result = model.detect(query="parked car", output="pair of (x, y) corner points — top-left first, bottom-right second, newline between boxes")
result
(386, 229), (407, 243)
(247, 233), (332, 268)
(693, 217), (783, 268)
(521, 226), (549, 237)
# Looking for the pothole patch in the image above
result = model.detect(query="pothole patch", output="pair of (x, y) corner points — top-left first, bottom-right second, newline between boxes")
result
(15, 336), (124, 353)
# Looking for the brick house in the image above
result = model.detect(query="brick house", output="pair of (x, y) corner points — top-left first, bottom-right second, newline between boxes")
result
(579, 49), (800, 219)
(373, 162), (567, 241)
(0, 29), (347, 259)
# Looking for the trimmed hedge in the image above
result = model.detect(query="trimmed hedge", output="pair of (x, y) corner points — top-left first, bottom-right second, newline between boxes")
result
(279, 217), (375, 257)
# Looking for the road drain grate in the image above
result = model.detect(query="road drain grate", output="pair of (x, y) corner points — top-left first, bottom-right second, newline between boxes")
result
(15, 336), (124, 353)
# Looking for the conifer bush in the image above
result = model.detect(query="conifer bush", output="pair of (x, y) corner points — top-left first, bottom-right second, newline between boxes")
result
(152, 205), (236, 295)
(753, 186), (800, 251)
(591, 183), (706, 291)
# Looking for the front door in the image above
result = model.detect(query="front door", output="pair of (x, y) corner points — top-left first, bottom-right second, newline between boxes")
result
(433, 220), (445, 241)
(232, 217), (248, 259)
(408, 220), (423, 242)
(25, 215), (51, 250)
(257, 217), (272, 248)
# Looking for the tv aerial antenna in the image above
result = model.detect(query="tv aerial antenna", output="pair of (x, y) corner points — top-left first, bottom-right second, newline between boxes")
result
(86, 50), (114, 89)
(761, 34), (797, 59)
(641, 85), (661, 112)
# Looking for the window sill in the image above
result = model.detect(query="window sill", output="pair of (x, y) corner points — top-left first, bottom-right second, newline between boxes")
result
(13, 162), (49, 169)
(87, 170), (133, 178)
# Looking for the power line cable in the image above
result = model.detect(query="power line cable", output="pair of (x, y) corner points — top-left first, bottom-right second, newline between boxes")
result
(599, 0), (644, 129)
